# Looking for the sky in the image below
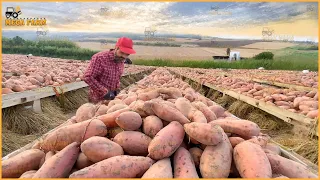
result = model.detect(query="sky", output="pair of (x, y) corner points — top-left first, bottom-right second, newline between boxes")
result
(2, 2), (319, 41)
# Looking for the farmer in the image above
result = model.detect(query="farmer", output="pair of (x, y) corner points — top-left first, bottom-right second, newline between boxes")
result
(83, 37), (136, 104)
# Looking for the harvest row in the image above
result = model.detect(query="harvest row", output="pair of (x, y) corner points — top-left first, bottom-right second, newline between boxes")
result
(168, 67), (318, 119)
(2, 54), (153, 95)
(2, 68), (317, 178)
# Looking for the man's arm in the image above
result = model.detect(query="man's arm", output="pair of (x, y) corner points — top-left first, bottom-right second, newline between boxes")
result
(83, 55), (108, 94)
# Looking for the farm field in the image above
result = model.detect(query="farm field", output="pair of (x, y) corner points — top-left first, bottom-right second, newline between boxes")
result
(76, 41), (269, 60)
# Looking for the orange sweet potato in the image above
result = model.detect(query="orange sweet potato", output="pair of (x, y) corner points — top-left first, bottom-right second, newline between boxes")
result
(95, 104), (109, 116)
(2, 88), (14, 94)
(192, 101), (217, 122)
(306, 110), (318, 119)
(141, 158), (173, 178)
(75, 103), (96, 122)
(233, 141), (272, 178)
(115, 111), (142, 131)
(229, 137), (245, 147)
(107, 99), (125, 108)
(150, 101), (190, 125)
(175, 97), (193, 117)
(96, 107), (130, 127)
(107, 104), (128, 114)
(200, 132), (232, 178)
(173, 147), (199, 178)
(75, 152), (94, 170)
(2, 149), (45, 178)
(148, 121), (185, 160)
(69, 155), (154, 178)
(184, 122), (223, 145)
(138, 89), (160, 101)
(33, 142), (80, 178)
(188, 147), (203, 167)
(81, 136), (124, 162)
(142, 115), (163, 138)
(39, 119), (107, 152)
(123, 94), (138, 105)
(113, 131), (151, 156)
(210, 119), (260, 139)
(39, 151), (55, 168)
(129, 100), (148, 117)
(266, 152), (317, 178)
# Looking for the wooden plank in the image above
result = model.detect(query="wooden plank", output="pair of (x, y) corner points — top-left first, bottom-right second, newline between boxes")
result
(252, 78), (317, 92)
(2, 69), (155, 109)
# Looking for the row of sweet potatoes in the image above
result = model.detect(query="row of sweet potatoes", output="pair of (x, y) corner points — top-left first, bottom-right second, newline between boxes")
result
(168, 67), (318, 119)
(2, 68), (318, 178)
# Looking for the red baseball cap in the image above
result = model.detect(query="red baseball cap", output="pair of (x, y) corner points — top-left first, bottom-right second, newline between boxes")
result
(116, 37), (136, 54)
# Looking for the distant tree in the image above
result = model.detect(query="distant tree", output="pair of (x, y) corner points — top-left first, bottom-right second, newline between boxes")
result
(12, 36), (25, 46)
(226, 48), (231, 56)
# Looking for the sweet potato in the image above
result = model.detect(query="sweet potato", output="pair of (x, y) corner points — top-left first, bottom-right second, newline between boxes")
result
(264, 143), (281, 155)
(158, 87), (182, 99)
(69, 155), (154, 178)
(299, 100), (318, 109)
(141, 158), (173, 178)
(208, 105), (226, 118)
(229, 137), (245, 147)
(75, 103), (96, 122)
(106, 104), (128, 114)
(246, 134), (270, 148)
(107, 127), (124, 139)
(148, 121), (185, 160)
(123, 94), (138, 105)
(150, 101), (190, 125)
(142, 115), (163, 138)
(188, 109), (207, 123)
(274, 101), (290, 107)
(39, 119), (107, 152)
(184, 122), (223, 145)
(173, 147), (199, 178)
(107, 99), (125, 108)
(233, 141), (272, 178)
(19, 170), (37, 178)
(39, 151), (55, 168)
(2, 88), (14, 94)
(81, 136), (124, 162)
(138, 89), (160, 101)
(189, 147), (203, 167)
(200, 132), (232, 178)
(33, 142), (80, 178)
(113, 131), (151, 156)
(266, 152), (317, 178)
(175, 97), (193, 117)
(299, 104), (312, 111)
(115, 111), (142, 130)
(142, 101), (156, 116)
(210, 119), (260, 139)
(129, 100), (148, 117)
(306, 90), (317, 98)
(2, 149), (45, 178)
(192, 101), (217, 122)
(96, 107), (130, 128)
(293, 97), (311, 108)
(306, 110), (318, 119)
(76, 152), (94, 170)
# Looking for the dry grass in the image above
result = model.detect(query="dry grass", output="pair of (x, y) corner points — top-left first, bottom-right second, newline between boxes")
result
(227, 100), (255, 119)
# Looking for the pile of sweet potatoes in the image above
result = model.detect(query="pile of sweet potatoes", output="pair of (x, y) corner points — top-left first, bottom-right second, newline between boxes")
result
(169, 67), (319, 119)
(2, 54), (152, 94)
(2, 68), (318, 178)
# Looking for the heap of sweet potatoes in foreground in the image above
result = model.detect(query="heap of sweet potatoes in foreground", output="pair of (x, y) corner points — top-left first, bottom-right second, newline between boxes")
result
(2, 68), (318, 178)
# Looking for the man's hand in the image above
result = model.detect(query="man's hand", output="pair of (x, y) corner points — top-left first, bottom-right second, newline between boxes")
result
(103, 90), (115, 100)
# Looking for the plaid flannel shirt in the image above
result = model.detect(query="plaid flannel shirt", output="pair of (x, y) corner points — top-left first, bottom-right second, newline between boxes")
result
(84, 49), (124, 103)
